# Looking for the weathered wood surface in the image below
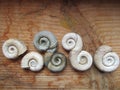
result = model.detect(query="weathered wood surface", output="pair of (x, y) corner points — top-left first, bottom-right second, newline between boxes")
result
(0, 0), (120, 90)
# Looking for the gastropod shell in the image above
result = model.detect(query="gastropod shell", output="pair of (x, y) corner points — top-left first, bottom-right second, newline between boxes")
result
(2, 39), (27, 59)
(94, 45), (120, 72)
(21, 52), (44, 72)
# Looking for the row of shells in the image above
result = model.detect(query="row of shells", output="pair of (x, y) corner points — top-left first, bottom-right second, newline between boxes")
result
(2, 31), (120, 72)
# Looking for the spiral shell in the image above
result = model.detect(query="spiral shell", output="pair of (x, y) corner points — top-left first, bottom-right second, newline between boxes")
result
(21, 52), (44, 72)
(62, 33), (93, 71)
(94, 45), (120, 72)
(33, 31), (67, 72)
(33, 31), (57, 52)
(2, 39), (27, 59)
(44, 52), (67, 72)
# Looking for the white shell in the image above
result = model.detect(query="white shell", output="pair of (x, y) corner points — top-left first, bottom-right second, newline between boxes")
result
(21, 52), (44, 72)
(62, 33), (93, 71)
(70, 51), (93, 71)
(94, 45), (120, 72)
(2, 39), (27, 59)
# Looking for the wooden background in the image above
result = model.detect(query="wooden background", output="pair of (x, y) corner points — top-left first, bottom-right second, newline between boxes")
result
(0, 0), (120, 90)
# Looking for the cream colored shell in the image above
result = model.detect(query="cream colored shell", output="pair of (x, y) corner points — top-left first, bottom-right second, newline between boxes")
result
(94, 45), (120, 72)
(21, 52), (44, 72)
(70, 50), (93, 71)
(62, 33), (93, 71)
(2, 39), (27, 59)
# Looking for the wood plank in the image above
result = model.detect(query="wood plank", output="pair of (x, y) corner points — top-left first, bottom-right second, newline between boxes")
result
(0, 0), (120, 89)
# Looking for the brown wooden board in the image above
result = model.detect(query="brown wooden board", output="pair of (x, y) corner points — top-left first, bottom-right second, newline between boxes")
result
(0, 0), (120, 90)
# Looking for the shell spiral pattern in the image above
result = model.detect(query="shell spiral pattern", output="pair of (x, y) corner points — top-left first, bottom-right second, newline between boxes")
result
(44, 52), (67, 72)
(33, 31), (57, 52)
(62, 33), (93, 71)
(34, 31), (67, 72)
(94, 45), (120, 72)
(2, 39), (27, 59)
(21, 52), (44, 72)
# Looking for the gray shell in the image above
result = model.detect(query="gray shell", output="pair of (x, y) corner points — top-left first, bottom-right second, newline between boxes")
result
(44, 52), (67, 72)
(33, 31), (58, 53)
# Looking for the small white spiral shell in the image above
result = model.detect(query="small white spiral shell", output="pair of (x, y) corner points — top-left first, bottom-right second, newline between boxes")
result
(62, 33), (93, 71)
(2, 39), (27, 59)
(62, 33), (83, 51)
(21, 52), (44, 72)
(94, 45), (120, 72)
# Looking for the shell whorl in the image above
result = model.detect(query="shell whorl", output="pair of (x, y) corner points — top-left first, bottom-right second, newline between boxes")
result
(21, 52), (44, 72)
(33, 31), (57, 53)
(94, 45), (120, 72)
(2, 39), (27, 59)
(62, 33), (93, 71)
(44, 52), (67, 72)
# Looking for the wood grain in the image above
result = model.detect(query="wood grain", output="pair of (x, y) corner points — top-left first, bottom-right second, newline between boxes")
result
(0, 0), (120, 90)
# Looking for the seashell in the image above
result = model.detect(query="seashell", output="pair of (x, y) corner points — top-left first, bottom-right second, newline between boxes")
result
(62, 33), (93, 71)
(94, 45), (120, 72)
(33, 31), (67, 72)
(33, 31), (57, 52)
(21, 52), (44, 72)
(44, 52), (67, 72)
(2, 39), (27, 59)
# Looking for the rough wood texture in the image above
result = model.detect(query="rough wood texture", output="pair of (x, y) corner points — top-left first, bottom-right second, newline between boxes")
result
(0, 0), (120, 90)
